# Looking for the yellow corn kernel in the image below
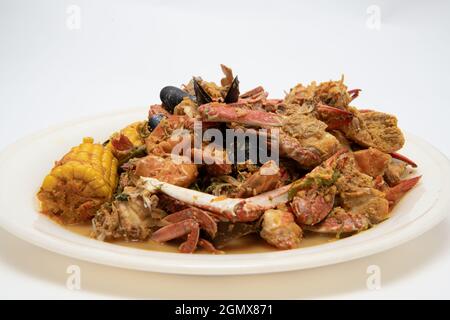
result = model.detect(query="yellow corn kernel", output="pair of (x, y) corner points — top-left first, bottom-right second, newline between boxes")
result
(60, 164), (74, 180)
(98, 185), (111, 198)
(72, 163), (85, 180)
(83, 137), (94, 144)
(41, 175), (58, 191)
(82, 167), (99, 183)
(88, 178), (104, 191)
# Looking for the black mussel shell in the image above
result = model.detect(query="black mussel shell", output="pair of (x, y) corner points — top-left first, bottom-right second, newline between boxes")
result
(193, 77), (213, 106)
(224, 76), (240, 103)
(160, 86), (195, 113)
(148, 113), (167, 130)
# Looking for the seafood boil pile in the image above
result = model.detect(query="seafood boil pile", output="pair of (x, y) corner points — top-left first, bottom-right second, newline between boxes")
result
(37, 65), (420, 254)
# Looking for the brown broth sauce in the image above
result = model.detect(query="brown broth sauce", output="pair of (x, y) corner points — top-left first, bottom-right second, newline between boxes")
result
(65, 223), (337, 254)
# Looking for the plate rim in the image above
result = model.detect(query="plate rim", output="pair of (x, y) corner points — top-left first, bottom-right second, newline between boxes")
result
(0, 109), (449, 275)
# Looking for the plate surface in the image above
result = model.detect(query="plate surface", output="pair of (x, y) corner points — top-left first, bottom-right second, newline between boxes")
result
(0, 108), (449, 275)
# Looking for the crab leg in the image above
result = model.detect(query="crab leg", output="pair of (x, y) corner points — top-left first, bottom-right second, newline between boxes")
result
(179, 223), (200, 253)
(162, 207), (217, 238)
(390, 152), (418, 168)
(233, 184), (292, 221)
(385, 176), (421, 205)
(143, 177), (241, 219)
(141, 177), (291, 222)
(151, 219), (200, 253)
(303, 208), (370, 235)
(198, 103), (283, 127)
(198, 239), (224, 254)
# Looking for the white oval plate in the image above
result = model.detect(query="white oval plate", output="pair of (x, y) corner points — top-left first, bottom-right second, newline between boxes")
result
(0, 108), (449, 275)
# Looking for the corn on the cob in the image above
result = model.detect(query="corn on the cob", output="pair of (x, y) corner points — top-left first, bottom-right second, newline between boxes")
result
(38, 137), (119, 224)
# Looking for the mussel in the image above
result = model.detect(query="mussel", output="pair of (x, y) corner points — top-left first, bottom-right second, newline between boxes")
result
(193, 77), (213, 105)
(160, 72), (241, 113)
(193, 76), (240, 106)
(160, 86), (195, 113)
(224, 76), (240, 103)
(148, 113), (167, 131)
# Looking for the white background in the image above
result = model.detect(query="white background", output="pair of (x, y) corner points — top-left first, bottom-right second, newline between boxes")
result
(1, 0), (449, 299)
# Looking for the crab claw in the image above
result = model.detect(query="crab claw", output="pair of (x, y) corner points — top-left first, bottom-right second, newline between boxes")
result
(317, 103), (354, 130)
(291, 188), (336, 225)
(385, 176), (421, 205)
(390, 152), (418, 168)
(141, 177), (291, 222)
(303, 208), (370, 235)
(151, 207), (219, 253)
(162, 207), (217, 238)
(198, 103), (283, 127)
(288, 148), (347, 224)
(278, 133), (322, 168)
(257, 130), (322, 168)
